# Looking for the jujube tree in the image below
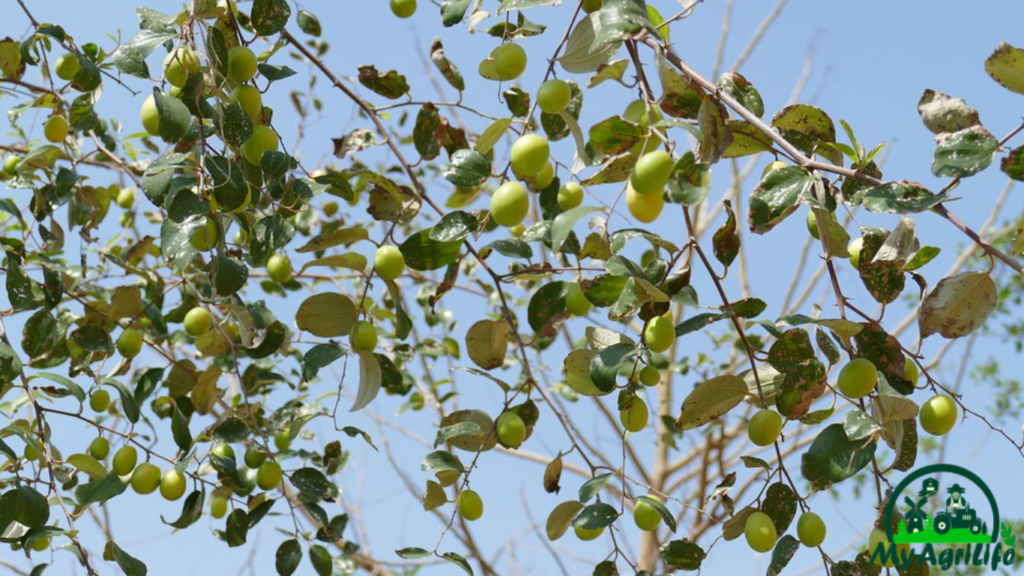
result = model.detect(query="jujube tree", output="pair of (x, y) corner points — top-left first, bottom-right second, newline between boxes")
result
(2, 1), (1024, 575)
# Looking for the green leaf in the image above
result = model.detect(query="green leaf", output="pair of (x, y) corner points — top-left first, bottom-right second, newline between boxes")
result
(257, 63), (296, 82)
(101, 377), (141, 423)
(676, 375), (749, 430)
(153, 89), (191, 143)
(226, 509), (249, 546)
(984, 41), (1024, 95)
(762, 482), (797, 534)
(767, 535), (800, 576)
(431, 211), (477, 243)
(466, 319), (508, 370)
(443, 149), (491, 187)
(295, 293), (357, 337)
(357, 65), (409, 100)
(485, 238), (533, 259)
(440, 0), (472, 27)
(552, 206), (602, 254)
(594, 0), (653, 49)
(860, 181), (942, 214)
(717, 72), (764, 117)
(931, 126), (999, 177)
(918, 271), (997, 339)
(108, 541), (148, 576)
(251, 0), (291, 36)
(659, 539), (705, 571)
(214, 253), (248, 297)
(162, 489), (204, 529)
(637, 494), (677, 533)
(440, 552), (474, 576)
(558, 13), (620, 74)
(916, 89), (980, 134)
(579, 473), (614, 503)
(75, 472), (128, 505)
(504, 86), (530, 117)
(276, 539), (302, 576)
(400, 228), (463, 271)
(571, 502), (619, 530)
(296, 10), (321, 36)
(528, 281), (570, 337)
(421, 450), (465, 474)
(800, 423), (876, 491)
(609, 228), (679, 254)
(771, 104), (836, 155)
(563, 349), (607, 396)
(844, 409), (881, 441)
(29, 372), (84, 402)
(396, 547), (432, 559)
(589, 343), (635, 392)
(291, 468), (337, 500)
(497, 0), (562, 12)
(301, 343), (344, 382)
(171, 402), (193, 452)
(748, 166), (813, 234)
(295, 225), (367, 253)
(587, 59), (629, 88)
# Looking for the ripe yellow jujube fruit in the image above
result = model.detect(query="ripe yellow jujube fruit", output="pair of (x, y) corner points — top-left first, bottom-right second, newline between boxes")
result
(626, 183), (664, 223)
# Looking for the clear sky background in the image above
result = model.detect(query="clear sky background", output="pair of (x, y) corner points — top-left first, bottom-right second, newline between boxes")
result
(4, 1), (1024, 575)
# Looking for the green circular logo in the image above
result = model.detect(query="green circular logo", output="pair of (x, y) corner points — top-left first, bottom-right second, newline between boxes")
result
(886, 464), (1000, 544)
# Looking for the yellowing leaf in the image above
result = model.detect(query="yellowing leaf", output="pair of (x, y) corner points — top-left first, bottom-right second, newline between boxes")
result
(677, 375), (750, 430)
(465, 319), (507, 370)
(298, 253), (368, 275)
(109, 286), (142, 320)
(546, 500), (584, 540)
(918, 271), (997, 339)
(296, 293), (357, 337)
(563, 348), (605, 396)
(423, 480), (447, 511)
(351, 350), (381, 412)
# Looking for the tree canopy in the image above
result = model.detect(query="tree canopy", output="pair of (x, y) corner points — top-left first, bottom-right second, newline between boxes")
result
(2, 1), (1024, 575)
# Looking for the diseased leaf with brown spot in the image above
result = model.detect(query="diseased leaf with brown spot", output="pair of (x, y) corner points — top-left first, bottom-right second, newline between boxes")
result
(853, 322), (911, 395)
(858, 226), (905, 305)
(771, 104), (836, 155)
(413, 104), (447, 161)
(657, 53), (705, 119)
(676, 375), (749, 430)
(917, 89), (980, 135)
(712, 200), (740, 267)
(430, 37), (464, 92)
(761, 483), (797, 535)
(697, 97), (732, 165)
(984, 41), (1024, 95)
(357, 65), (409, 100)
(544, 454), (562, 494)
(919, 271), (997, 339)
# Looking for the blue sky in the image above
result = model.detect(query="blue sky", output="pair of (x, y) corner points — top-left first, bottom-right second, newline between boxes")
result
(5, 1), (1024, 575)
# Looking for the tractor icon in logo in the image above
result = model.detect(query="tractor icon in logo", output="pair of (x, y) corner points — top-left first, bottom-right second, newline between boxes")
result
(895, 475), (990, 544)
(934, 483), (984, 536)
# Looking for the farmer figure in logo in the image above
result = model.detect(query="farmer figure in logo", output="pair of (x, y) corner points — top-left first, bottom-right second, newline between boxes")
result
(947, 484), (968, 511)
